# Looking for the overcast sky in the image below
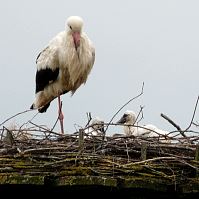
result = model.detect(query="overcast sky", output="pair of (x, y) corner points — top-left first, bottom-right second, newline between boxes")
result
(0, 0), (198, 135)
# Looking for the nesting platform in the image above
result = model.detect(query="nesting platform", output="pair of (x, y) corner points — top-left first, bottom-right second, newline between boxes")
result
(0, 126), (198, 198)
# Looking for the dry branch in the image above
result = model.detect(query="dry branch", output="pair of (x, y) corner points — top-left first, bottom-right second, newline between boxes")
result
(105, 82), (144, 133)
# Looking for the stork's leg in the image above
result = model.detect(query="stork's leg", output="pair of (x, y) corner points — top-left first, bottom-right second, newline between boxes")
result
(58, 95), (64, 135)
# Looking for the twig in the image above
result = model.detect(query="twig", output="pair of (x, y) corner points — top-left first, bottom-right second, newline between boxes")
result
(161, 113), (182, 132)
(192, 122), (199, 127)
(184, 95), (199, 131)
(29, 121), (62, 136)
(0, 109), (34, 127)
(51, 102), (63, 131)
(135, 105), (145, 124)
(104, 82), (144, 133)
(22, 147), (68, 154)
(143, 165), (173, 179)
(178, 159), (199, 171)
(124, 140), (130, 162)
(121, 156), (178, 167)
(160, 113), (186, 138)
(85, 112), (92, 127)
(19, 112), (39, 131)
(161, 96), (199, 143)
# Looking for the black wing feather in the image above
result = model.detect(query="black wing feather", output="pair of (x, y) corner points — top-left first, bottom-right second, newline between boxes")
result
(35, 67), (59, 93)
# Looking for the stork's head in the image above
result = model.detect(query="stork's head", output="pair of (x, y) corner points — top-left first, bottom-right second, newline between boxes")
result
(91, 117), (105, 134)
(117, 110), (137, 125)
(67, 16), (84, 50)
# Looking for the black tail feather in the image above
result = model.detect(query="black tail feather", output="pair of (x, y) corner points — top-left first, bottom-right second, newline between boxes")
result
(30, 104), (34, 110)
(38, 102), (51, 113)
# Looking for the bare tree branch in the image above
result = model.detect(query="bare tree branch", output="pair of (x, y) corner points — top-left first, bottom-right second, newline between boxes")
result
(184, 95), (199, 131)
(135, 105), (145, 124)
(29, 121), (62, 136)
(85, 112), (92, 127)
(51, 101), (63, 131)
(192, 122), (199, 127)
(104, 82), (144, 133)
(0, 109), (34, 127)
(161, 95), (199, 137)
(160, 113), (183, 133)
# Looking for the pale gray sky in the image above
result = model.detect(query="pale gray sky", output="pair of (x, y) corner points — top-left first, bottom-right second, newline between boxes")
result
(0, 0), (198, 135)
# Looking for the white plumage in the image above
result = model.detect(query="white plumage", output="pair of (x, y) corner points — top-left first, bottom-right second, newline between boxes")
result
(117, 110), (170, 142)
(84, 117), (105, 137)
(30, 16), (95, 113)
(117, 110), (138, 136)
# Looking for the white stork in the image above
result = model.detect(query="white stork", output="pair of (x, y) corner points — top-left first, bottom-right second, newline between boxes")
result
(30, 16), (95, 134)
(117, 110), (170, 142)
(117, 110), (139, 136)
(84, 117), (105, 137)
(139, 124), (171, 143)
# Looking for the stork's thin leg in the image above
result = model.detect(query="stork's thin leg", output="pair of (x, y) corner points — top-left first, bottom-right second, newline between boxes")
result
(58, 95), (64, 135)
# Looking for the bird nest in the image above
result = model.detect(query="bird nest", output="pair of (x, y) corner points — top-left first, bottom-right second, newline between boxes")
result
(0, 122), (198, 194)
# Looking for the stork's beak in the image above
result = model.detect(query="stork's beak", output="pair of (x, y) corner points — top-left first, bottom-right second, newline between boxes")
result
(72, 31), (80, 50)
(117, 115), (126, 124)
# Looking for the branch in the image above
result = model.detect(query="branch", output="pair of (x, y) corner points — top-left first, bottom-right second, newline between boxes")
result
(160, 113), (183, 133)
(192, 122), (199, 127)
(85, 112), (92, 127)
(121, 156), (177, 167)
(135, 105), (145, 124)
(161, 95), (199, 141)
(184, 95), (199, 131)
(104, 82), (144, 133)
(0, 109), (34, 127)
(29, 121), (62, 136)
(51, 102), (63, 131)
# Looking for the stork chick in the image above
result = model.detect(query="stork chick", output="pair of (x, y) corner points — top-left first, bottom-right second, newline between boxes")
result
(117, 110), (139, 136)
(84, 117), (105, 138)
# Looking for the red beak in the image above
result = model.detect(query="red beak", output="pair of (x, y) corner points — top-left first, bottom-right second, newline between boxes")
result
(72, 32), (80, 50)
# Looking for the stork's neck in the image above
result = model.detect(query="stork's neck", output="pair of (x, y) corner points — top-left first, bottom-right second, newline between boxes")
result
(124, 126), (137, 136)
(126, 119), (135, 125)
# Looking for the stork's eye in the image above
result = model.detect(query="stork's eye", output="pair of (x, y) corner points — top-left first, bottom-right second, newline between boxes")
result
(69, 25), (72, 30)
